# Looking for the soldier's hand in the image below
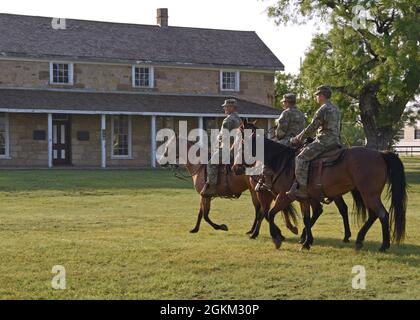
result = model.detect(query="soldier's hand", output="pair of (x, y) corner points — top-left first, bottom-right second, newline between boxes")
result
(290, 137), (299, 146)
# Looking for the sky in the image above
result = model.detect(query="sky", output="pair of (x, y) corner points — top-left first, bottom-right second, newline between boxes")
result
(1, 0), (323, 74)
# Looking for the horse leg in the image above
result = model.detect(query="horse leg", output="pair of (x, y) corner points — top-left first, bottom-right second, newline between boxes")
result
(377, 204), (391, 252)
(268, 194), (291, 249)
(190, 209), (203, 233)
(356, 195), (390, 252)
(355, 209), (377, 250)
(300, 200), (313, 250)
(300, 199), (323, 244)
(202, 197), (228, 231)
(250, 193), (271, 239)
(284, 213), (299, 236)
(247, 191), (261, 234)
(250, 210), (266, 239)
(334, 196), (351, 243)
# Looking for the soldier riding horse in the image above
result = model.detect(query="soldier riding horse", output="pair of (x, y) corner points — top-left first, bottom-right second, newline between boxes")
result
(234, 86), (407, 252)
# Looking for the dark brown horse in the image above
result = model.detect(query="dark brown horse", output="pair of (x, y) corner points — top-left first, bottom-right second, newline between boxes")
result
(234, 122), (407, 252)
(159, 135), (299, 236)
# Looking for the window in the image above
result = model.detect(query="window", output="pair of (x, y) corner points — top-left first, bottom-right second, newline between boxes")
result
(111, 115), (132, 158)
(220, 70), (240, 91)
(50, 62), (73, 85)
(132, 66), (154, 88)
(395, 129), (405, 141)
(0, 113), (10, 158)
(415, 129), (420, 140)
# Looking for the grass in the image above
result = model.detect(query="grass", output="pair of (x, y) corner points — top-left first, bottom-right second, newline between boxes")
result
(0, 158), (419, 300)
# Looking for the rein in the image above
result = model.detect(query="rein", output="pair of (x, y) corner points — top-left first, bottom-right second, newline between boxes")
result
(171, 164), (203, 182)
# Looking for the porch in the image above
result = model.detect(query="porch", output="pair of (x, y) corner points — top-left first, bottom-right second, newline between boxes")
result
(0, 89), (281, 168)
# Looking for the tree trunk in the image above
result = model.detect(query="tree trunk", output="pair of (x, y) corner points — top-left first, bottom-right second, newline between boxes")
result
(358, 83), (395, 151)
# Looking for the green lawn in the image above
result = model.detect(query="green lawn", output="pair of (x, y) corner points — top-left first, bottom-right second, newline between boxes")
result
(0, 158), (419, 300)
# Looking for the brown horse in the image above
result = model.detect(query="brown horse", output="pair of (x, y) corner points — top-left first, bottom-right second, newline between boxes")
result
(159, 135), (299, 236)
(234, 122), (407, 252)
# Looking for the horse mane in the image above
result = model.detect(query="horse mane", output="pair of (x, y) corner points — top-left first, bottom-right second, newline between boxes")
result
(264, 138), (296, 175)
(241, 121), (296, 175)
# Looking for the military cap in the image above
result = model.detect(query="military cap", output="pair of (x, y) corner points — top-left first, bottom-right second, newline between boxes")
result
(221, 98), (237, 107)
(281, 93), (297, 103)
(315, 85), (332, 98)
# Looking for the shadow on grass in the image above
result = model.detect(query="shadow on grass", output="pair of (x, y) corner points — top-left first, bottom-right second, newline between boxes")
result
(0, 168), (193, 192)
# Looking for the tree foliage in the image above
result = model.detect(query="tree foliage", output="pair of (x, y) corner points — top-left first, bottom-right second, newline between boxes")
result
(267, 0), (420, 149)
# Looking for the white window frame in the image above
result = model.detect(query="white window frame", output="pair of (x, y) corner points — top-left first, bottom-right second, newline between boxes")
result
(111, 115), (133, 159)
(0, 113), (10, 159)
(220, 70), (240, 92)
(132, 65), (154, 88)
(415, 128), (420, 140)
(49, 62), (74, 85)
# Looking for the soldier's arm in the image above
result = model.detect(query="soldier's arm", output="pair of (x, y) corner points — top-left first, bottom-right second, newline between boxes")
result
(218, 117), (231, 141)
(296, 107), (324, 142)
(276, 112), (289, 139)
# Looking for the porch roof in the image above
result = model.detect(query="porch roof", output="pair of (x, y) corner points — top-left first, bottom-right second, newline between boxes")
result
(0, 89), (282, 118)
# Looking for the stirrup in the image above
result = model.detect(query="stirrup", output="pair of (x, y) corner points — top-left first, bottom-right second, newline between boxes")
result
(255, 179), (271, 192)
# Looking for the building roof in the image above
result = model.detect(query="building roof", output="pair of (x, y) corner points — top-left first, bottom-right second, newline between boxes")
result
(0, 89), (282, 118)
(0, 13), (284, 71)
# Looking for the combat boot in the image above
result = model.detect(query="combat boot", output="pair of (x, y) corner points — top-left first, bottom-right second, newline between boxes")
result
(286, 182), (308, 200)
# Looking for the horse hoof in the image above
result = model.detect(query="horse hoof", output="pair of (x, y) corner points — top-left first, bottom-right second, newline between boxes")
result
(280, 235), (286, 242)
(289, 226), (299, 235)
(299, 238), (305, 244)
(250, 235), (257, 240)
(355, 242), (363, 251)
(379, 244), (390, 252)
(190, 228), (199, 233)
(219, 224), (228, 231)
(343, 238), (350, 243)
(300, 244), (310, 251)
(272, 237), (282, 249)
(246, 230), (253, 235)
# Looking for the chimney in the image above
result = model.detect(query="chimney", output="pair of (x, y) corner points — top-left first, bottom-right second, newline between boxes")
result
(157, 8), (168, 27)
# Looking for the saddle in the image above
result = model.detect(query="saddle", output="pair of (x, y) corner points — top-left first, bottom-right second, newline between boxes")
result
(310, 145), (347, 168)
(204, 157), (241, 199)
(309, 145), (347, 203)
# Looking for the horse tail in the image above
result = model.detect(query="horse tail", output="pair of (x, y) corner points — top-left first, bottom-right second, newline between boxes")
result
(381, 151), (407, 244)
(351, 189), (367, 225)
(282, 203), (299, 227)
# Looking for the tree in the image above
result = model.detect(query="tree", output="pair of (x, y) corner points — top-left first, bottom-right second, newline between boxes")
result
(266, 0), (420, 149)
(275, 72), (366, 146)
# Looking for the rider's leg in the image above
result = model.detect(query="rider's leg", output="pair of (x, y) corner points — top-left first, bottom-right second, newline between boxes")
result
(201, 149), (220, 197)
(287, 142), (325, 199)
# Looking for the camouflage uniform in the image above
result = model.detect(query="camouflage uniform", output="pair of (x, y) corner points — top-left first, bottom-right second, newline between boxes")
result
(260, 104), (306, 187)
(206, 111), (242, 187)
(275, 105), (306, 146)
(294, 100), (341, 188)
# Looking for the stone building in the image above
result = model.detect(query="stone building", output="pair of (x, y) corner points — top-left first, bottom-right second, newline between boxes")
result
(0, 9), (284, 168)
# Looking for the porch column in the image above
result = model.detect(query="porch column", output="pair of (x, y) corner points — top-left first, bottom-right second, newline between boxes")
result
(48, 113), (53, 168)
(151, 115), (157, 168)
(101, 114), (106, 168)
(198, 116), (204, 146)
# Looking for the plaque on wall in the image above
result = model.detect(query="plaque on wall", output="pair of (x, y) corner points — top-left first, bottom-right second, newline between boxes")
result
(77, 131), (90, 141)
(33, 130), (46, 141)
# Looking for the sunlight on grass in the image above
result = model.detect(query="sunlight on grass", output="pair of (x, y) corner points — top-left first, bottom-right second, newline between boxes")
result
(0, 158), (418, 299)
